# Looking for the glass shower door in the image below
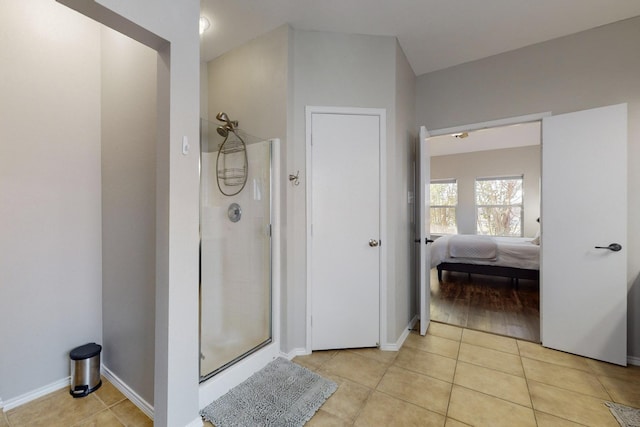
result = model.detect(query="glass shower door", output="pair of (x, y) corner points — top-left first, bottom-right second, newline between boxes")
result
(199, 119), (272, 380)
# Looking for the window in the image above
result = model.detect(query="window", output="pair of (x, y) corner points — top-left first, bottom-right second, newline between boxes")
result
(475, 176), (523, 236)
(430, 179), (458, 234)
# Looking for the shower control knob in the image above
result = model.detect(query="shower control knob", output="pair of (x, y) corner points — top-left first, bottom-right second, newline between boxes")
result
(227, 203), (242, 223)
(369, 239), (379, 247)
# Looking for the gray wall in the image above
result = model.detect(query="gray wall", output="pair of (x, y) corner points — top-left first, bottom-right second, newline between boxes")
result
(206, 25), (289, 140)
(101, 27), (157, 405)
(66, 0), (202, 423)
(431, 145), (541, 237)
(2, 0), (201, 422)
(0, 0), (103, 402)
(206, 29), (418, 352)
(416, 16), (640, 359)
(391, 42), (417, 341)
(293, 30), (396, 350)
(1, 1), (201, 422)
(292, 30), (411, 348)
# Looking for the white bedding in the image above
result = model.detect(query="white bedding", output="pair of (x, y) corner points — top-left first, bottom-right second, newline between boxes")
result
(430, 234), (540, 270)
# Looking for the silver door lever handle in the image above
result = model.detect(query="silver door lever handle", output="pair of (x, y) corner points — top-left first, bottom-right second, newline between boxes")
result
(595, 243), (622, 252)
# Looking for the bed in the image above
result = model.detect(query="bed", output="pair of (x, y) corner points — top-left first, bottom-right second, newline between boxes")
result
(430, 234), (540, 286)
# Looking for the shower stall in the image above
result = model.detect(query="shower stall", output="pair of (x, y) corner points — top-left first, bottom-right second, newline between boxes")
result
(199, 115), (280, 384)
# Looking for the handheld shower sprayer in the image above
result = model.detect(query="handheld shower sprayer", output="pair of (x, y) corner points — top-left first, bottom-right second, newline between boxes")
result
(215, 112), (239, 138)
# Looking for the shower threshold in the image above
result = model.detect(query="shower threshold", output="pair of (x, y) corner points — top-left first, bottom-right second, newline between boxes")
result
(200, 338), (272, 382)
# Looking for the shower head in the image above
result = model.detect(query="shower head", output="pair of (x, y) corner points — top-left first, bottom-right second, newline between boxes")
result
(215, 112), (239, 130)
(216, 125), (229, 138)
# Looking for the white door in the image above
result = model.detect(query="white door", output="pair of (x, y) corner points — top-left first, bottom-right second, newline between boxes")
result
(309, 109), (383, 350)
(541, 103), (627, 365)
(417, 126), (432, 336)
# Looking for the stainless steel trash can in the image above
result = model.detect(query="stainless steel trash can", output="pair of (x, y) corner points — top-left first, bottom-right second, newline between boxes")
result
(69, 343), (102, 398)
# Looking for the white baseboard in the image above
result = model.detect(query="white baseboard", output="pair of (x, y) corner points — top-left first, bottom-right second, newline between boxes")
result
(628, 355), (640, 366)
(380, 315), (418, 351)
(408, 315), (419, 331)
(101, 364), (154, 420)
(2, 377), (70, 411)
(284, 348), (310, 359)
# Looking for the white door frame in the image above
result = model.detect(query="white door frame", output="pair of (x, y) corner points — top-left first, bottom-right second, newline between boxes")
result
(428, 112), (552, 137)
(305, 106), (387, 353)
(417, 126), (431, 336)
(423, 111), (550, 340)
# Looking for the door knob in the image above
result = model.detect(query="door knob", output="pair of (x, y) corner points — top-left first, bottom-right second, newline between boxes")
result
(595, 243), (622, 252)
(369, 239), (379, 247)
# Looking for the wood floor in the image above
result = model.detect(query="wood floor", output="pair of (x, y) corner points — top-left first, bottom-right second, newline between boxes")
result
(430, 268), (540, 342)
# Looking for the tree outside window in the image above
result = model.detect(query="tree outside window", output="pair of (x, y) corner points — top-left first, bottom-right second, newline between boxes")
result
(475, 176), (523, 236)
(430, 179), (457, 234)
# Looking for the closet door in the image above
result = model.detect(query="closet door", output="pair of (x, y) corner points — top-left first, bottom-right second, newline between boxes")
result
(308, 108), (383, 350)
(541, 103), (627, 365)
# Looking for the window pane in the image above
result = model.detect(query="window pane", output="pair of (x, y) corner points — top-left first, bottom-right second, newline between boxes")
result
(475, 178), (522, 205)
(430, 207), (458, 234)
(429, 180), (457, 234)
(430, 182), (457, 206)
(477, 206), (522, 236)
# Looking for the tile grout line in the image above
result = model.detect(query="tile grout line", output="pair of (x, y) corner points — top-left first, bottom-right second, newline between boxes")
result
(307, 354), (374, 426)
(68, 407), (114, 427)
(524, 378), (620, 426)
(362, 326), (458, 423)
(380, 328), (453, 420)
(519, 354), (618, 403)
(348, 383), (374, 426)
(518, 339), (540, 426)
(442, 326), (461, 421)
(106, 407), (129, 427)
(588, 363), (616, 404)
(517, 343), (617, 423)
(373, 388), (448, 419)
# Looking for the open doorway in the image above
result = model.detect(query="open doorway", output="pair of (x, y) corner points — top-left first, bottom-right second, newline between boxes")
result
(426, 121), (541, 342)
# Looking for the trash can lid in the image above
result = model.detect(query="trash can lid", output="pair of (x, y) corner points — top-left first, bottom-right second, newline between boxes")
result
(70, 343), (102, 360)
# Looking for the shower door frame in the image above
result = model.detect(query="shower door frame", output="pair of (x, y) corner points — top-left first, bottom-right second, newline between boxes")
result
(198, 138), (281, 407)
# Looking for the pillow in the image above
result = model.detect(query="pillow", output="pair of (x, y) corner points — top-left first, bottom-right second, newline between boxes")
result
(531, 230), (540, 245)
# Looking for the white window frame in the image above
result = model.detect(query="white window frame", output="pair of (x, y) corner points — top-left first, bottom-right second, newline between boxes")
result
(475, 175), (524, 237)
(430, 178), (458, 235)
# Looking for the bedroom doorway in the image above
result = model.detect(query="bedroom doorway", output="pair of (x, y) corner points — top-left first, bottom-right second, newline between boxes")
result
(422, 114), (544, 343)
(420, 104), (628, 366)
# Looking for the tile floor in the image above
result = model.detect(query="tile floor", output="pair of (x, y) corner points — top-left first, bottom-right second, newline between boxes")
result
(5, 323), (640, 426)
(289, 322), (640, 427)
(0, 377), (152, 427)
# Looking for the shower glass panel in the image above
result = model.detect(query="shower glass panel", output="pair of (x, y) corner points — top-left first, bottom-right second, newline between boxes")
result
(200, 118), (272, 381)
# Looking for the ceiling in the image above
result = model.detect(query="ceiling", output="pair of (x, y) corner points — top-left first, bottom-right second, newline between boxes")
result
(429, 122), (540, 157)
(199, 0), (640, 76)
